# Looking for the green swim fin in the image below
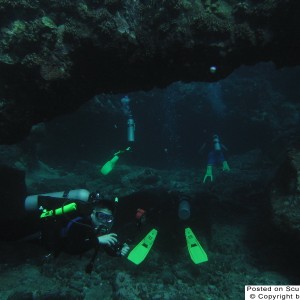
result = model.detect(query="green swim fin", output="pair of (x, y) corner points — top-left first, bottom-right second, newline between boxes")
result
(127, 228), (158, 265)
(185, 227), (208, 264)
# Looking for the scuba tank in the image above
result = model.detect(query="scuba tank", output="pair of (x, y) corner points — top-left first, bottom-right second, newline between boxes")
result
(120, 95), (135, 143)
(127, 117), (135, 142)
(213, 134), (221, 151)
(25, 189), (90, 212)
(178, 199), (191, 220)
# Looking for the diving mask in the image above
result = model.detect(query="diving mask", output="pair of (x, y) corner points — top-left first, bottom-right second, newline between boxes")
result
(95, 211), (114, 224)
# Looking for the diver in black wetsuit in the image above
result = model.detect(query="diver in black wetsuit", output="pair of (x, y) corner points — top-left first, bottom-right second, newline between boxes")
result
(37, 191), (130, 273)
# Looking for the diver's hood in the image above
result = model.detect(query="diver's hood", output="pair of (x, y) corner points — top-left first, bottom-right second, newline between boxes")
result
(88, 192), (116, 211)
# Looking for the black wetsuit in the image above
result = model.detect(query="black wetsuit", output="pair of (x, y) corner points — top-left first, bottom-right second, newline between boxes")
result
(60, 216), (98, 255)
(41, 215), (122, 258)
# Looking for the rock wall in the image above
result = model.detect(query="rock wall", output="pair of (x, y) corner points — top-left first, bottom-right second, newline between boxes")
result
(0, 0), (300, 143)
(271, 147), (300, 234)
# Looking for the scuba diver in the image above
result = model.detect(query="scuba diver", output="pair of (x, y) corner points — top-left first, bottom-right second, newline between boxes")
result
(25, 189), (130, 273)
(100, 95), (135, 176)
(203, 134), (230, 183)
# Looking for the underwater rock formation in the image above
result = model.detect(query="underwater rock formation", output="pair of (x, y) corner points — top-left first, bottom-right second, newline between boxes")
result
(271, 148), (300, 235)
(0, 0), (300, 143)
